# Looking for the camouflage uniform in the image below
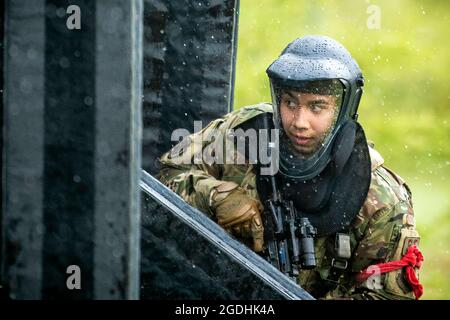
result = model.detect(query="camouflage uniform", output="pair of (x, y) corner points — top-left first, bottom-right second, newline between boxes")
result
(157, 103), (422, 300)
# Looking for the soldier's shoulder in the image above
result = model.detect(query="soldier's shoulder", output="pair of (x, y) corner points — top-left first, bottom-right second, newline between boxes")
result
(224, 103), (273, 128)
(236, 102), (273, 114)
(355, 145), (413, 228)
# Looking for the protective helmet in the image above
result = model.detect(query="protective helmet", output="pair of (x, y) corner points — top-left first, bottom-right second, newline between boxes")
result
(266, 35), (364, 179)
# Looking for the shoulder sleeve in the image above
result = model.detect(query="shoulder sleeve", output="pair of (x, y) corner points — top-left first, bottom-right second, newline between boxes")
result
(156, 104), (270, 215)
(157, 115), (228, 215)
(343, 164), (422, 300)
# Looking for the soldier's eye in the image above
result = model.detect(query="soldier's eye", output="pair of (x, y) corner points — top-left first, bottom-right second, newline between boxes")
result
(286, 99), (297, 108)
(310, 103), (327, 113)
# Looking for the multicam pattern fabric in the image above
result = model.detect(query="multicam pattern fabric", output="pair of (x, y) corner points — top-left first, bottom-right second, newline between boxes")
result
(157, 103), (422, 300)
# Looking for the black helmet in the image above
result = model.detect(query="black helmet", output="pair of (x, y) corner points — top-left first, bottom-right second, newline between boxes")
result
(266, 35), (364, 179)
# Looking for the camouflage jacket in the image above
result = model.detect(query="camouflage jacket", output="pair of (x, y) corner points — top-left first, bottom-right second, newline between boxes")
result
(157, 103), (422, 300)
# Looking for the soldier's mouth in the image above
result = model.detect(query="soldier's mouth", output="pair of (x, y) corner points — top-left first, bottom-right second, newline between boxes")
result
(291, 135), (313, 146)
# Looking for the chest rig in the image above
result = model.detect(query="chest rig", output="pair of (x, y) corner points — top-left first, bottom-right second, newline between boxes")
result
(236, 112), (371, 289)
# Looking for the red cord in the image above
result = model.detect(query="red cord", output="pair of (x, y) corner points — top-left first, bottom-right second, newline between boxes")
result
(356, 245), (424, 299)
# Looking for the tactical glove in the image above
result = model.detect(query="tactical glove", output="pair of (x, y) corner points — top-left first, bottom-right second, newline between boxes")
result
(210, 181), (264, 252)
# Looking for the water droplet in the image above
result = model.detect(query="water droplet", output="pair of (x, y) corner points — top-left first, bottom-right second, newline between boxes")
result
(84, 96), (93, 106)
(56, 7), (66, 18)
(59, 57), (70, 69)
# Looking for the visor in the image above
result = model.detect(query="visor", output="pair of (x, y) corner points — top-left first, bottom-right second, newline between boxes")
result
(270, 79), (347, 179)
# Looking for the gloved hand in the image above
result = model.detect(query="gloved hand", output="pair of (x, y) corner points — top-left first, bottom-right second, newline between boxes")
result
(210, 181), (264, 252)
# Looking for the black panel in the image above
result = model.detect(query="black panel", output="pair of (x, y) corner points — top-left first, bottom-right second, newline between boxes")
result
(0, 0), (4, 291)
(141, 196), (282, 299)
(140, 171), (313, 300)
(43, 0), (95, 299)
(142, 0), (239, 174)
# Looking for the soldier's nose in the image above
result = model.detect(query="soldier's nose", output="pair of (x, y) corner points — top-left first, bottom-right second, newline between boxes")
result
(292, 107), (311, 130)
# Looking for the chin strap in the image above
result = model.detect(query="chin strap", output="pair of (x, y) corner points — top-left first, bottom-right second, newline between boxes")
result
(355, 245), (424, 299)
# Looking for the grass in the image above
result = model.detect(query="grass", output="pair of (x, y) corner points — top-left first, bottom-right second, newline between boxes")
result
(409, 178), (450, 299)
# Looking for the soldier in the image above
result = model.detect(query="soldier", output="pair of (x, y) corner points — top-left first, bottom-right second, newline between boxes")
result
(157, 35), (424, 300)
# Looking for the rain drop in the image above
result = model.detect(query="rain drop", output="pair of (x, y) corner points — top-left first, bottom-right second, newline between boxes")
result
(84, 96), (93, 106)
(56, 7), (66, 18)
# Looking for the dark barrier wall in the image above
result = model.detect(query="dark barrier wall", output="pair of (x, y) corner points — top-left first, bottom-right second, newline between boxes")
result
(0, 0), (4, 294)
(1, 0), (312, 301)
(1, 0), (142, 299)
(142, 0), (239, 174)
(140, 171), (313, 300)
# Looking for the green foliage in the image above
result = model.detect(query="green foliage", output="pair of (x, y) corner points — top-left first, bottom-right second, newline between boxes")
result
(234, 0), (450, 299)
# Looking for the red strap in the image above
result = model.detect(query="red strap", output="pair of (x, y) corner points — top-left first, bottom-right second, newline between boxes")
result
(356, 245), (424, 299)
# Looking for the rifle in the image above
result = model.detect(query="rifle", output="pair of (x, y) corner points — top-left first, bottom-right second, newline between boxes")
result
(260, 114), (317, 280)
(265, 175), (317, 278)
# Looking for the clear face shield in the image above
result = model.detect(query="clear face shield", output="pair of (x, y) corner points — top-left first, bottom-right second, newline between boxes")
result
(269, 79), (346, 179)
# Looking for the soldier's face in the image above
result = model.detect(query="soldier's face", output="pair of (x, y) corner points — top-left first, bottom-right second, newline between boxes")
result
(279, 90), (338, 157)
